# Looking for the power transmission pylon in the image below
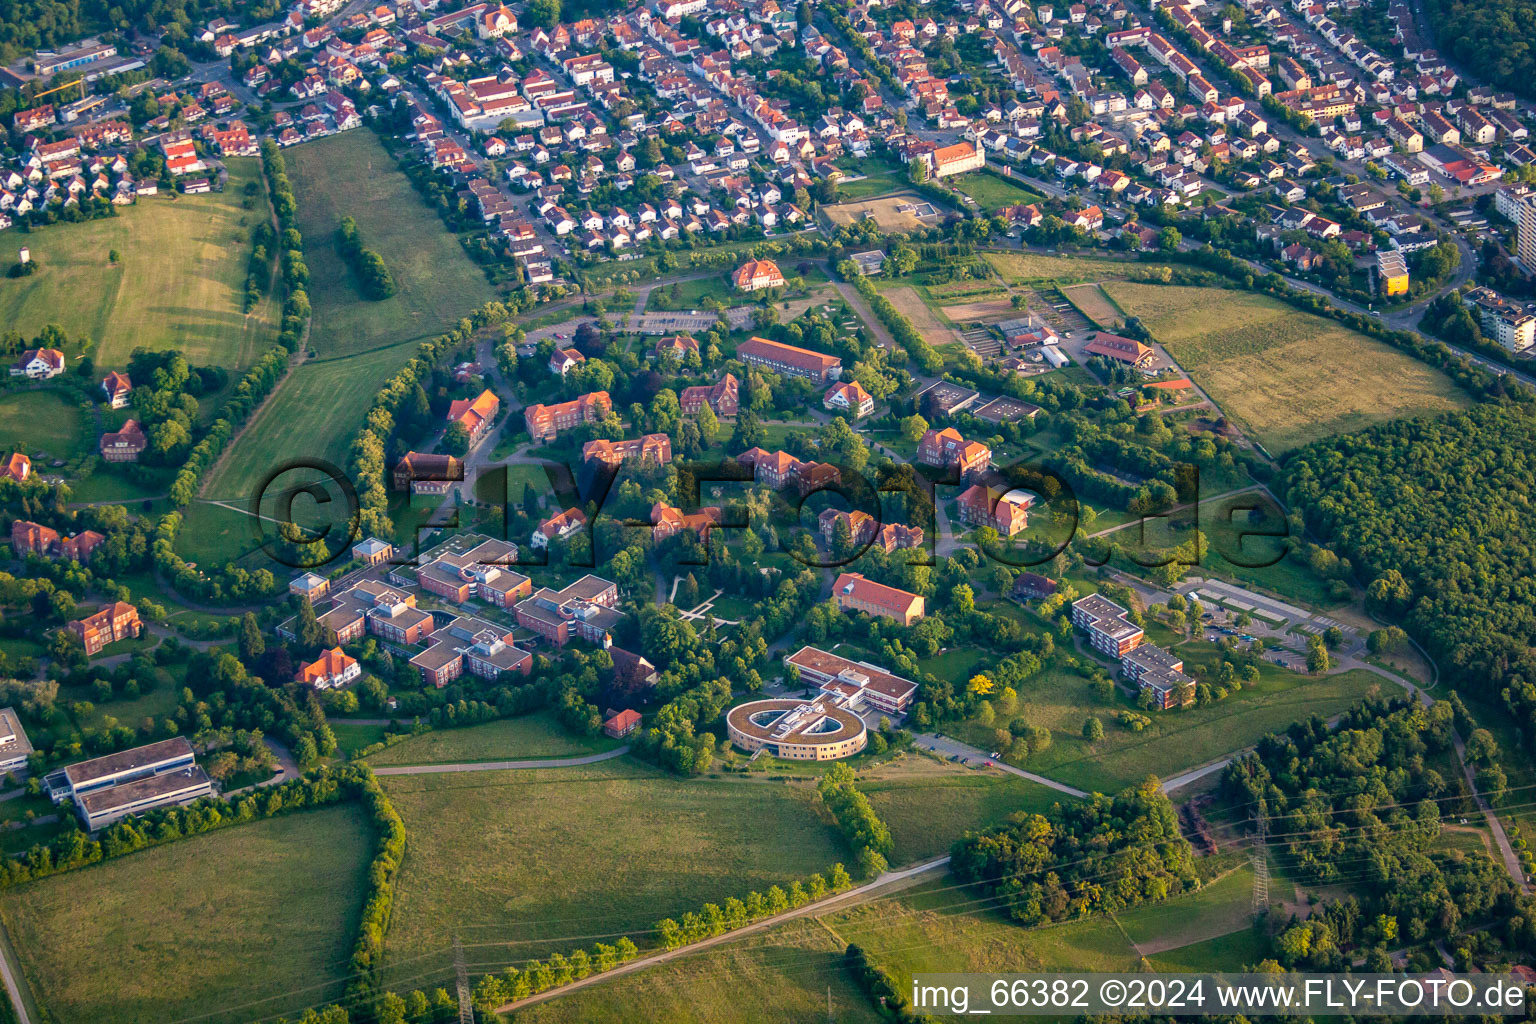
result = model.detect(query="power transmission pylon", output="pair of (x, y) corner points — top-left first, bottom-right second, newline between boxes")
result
(1251, 813), (1270, 912)
(454, 935), (473, 1024)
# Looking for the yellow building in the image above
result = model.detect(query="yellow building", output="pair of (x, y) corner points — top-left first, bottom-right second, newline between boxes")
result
(1376, 250), (1409, 298)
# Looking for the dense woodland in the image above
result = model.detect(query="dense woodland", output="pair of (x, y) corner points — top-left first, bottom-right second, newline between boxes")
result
(1425, 0), (1536, 100)
(1280, 404), (1536, 744)
(1224, 699), (1532, 969)
(950, 780), (1200, 926)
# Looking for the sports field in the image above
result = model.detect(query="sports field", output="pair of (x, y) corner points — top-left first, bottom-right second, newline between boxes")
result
(283, 130), (496, 358)
(378, 760), (846, 977)
(0, 158), (277, 370)
(0, 389), (89, 460)
(0, 805), (373, 1024)
(1103, 283), (1469, 452)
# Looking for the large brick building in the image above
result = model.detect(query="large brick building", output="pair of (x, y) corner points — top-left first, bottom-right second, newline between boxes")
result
(68, 601), (143, 656)
(393, 452), (464, 494)
(679, 373), (739, 418)
(735, 337), (842, 382)
(833, 573), (925, 626)
(582, 433), (673, 468)
(916, 427), (992, 478)
(524, 391), (613, 442)
(957, 484), (1034, 536)
(447, 389), (500, 446)
(514, 575), (622, 647)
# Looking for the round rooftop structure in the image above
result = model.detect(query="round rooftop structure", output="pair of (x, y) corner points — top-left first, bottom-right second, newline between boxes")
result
(726, 698), (867, 761)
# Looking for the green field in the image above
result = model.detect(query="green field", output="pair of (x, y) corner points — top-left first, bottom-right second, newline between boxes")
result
(645, 274), (737, 312)
(201, 132), (496, 503)
(0, 389), (88, 460)
(284, 130), (496, 358)
(1102, 283), (1470, 452)
(200, 341), (419, 502)
(953, 661), (1385, 795)
(511, 919), (881, 1024)
(379, 760), (847, 980)
(0, 158), (277, 370)
(830, 865), (1258, 984)
(859, 759), (1063, 864)
(0, 805), (373, 1024)
(950, 171), (1043, 211)
(365, 714), (621, 765)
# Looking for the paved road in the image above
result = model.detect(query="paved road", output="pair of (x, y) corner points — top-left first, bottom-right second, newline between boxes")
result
(1160, 758), (1234, 794)
(914, 732), (1089, 798)
(1453, 730), (1529, 895)
(493, 854), (951, 1015)
(0, 930), (30, 1024)
(371, 746), (630, 776)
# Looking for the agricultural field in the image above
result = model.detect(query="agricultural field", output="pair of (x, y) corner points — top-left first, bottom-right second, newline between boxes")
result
(879, 284), (954, 336)
(1103, 283), (1469, 452)
(283, 130), (496, 358)
(949, 171), (1044, 211)
(379, 759), (848, 976)
(0, 389), (88, 461)
(1059, 283), (1122, 328)
(952, 662), (1386, 795)
(983, 251), (1175, 285)
(364, 713), (621, 765)
(512, 919), (881, 1024)
(0, 157), (278, 370)
(823, 192), (939, 232)
(0, 805), (373, 1024)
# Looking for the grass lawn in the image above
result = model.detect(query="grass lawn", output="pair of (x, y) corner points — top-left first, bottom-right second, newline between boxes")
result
(835, 157), (907, 200)
(365, 713), (621, 765)
(379, 760), (847, 977)
(1102, 283), (1470, 452)
(64, 463), (174, 505)
(0, 804), (373, 1024)
(200, 340), (421, 502)
(645, 274), (736, 312)
(962, 661), (1385, 795)
(512, 918), (881, 1024)
(283, 130), (496, 359)
(0, 389), (88, 461)
(858, 758), (1064, 864)
(0, 157), (278, 371)
(950, 172), (1044, 211)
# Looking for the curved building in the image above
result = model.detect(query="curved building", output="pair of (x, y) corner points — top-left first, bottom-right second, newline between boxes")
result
(726, 698), (867, 761)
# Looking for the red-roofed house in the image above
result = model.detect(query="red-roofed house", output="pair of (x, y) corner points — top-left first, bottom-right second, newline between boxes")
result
(823, 381), (874, 418)
(532, 507), (587, 548)
(603, 708), (642, 737)
(736, 337), (842, 382)
(958, 484), (1033, 536)
(447, 389), (500, 446)
(1, 453), (31, 484)
(11, 348), (64, 380)
(99, 419), (147, 463)
(917, 427), (991, 478)
(680, 373), (739, 418)
(67, 601), (142, 656)
(524, 391), (612, 442)
(297, 647), (362, 689)
(731, 258), (786, 292)
(101, 371), (133, 409)
(1085, 332), (1156, 369)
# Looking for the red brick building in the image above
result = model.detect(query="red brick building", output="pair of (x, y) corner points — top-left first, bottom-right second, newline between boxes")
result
(735, 337), (842, 382)
(68, 601), (142, 656)
(957, 484), (1034, 536)
(679, 373), (739, 418)
(833, 573), (925, 626)
(916, 427), (991, 478)
(524, 391), (612, 442)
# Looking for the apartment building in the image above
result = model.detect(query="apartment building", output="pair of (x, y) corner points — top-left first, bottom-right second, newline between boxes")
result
(785, 645), (918, 715)
(514, 575), (622, 647)
(1071, 594), (1145, 657)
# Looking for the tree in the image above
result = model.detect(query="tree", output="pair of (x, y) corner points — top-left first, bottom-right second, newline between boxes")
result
(443, 422), (471, 457)
(298, 598), (325, 649)
(1082, 716), (1103, 742)
(899, 413), (929, 443)
(527, 0), (560, 27)
(239, 612), (265, 662)
(1306, 634), (1330, 674)
(1158, 226), (1182, 251)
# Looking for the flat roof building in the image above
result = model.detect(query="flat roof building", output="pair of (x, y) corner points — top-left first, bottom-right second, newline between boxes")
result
(46, 736), (212, 830)
(785, 646), (918, 715)
(1072, 593), (1145, 657)
(0, 708), (33, 776)
(726, 698), (867, 760)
